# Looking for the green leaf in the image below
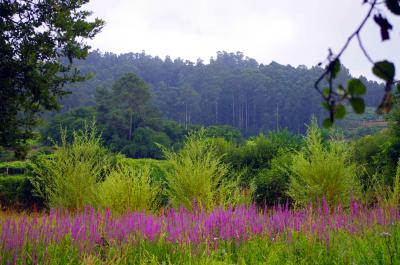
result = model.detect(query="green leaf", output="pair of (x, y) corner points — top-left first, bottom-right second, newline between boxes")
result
(386, 0), (400, 15)
(321, 102), (330, 110)
(334, 104), (346, 119)
(350, 98), (365, 114)
(323, 118), (333, 128)
(347, 78), (366, 96)
(322, 87), (330, 98)
(372, 60), (395, 81)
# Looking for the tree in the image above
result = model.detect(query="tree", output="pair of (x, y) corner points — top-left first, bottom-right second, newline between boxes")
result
(0, 0), (104, 157)
(96, 73), (163, 156)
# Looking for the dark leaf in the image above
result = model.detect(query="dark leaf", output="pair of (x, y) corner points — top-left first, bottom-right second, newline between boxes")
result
(372, 60), (395, 81)
(347, 78), (366, 96)
(386, 0), (400, 15)
(373, 14), (393, 41)
(350, 98), (365, 114)
(335, 104), (347, 119)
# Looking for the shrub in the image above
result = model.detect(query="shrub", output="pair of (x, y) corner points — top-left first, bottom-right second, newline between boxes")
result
(287, 119), (360, 207)
(224, 130), (302, 185)
(98, 163), (160, 213)
(29, 123), (114, 210)
(0, 175), (43, 210)
(161, 130), (248, 211)
(0, 160), (30, 175)
(120, 158), (173, 206)
(253, 151), (292, 206)
(352, 130), (393, 190)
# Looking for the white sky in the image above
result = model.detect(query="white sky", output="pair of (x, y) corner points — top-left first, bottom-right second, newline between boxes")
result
(86, 0), (400, 80)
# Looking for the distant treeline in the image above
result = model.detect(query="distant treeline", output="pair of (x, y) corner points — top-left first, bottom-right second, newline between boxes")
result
(60, 50), (384, 135)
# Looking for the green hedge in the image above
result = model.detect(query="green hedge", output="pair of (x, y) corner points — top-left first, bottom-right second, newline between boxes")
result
(0, 160), (30, 168)
(0, 175), (43, 210)
(0, 160), (31, 175)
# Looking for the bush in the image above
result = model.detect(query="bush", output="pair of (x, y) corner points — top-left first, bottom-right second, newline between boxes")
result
(0, 175), (43, 210)
(29, 123), (114, 210)
(287, 119), (360, 207)
(120, 158), (173, 206)
(203, 125), (243, 143)
(98, 163), (160, 213)
(253, 151), (292, 206)
(352, 130), (393, 189)
(161, 130), (248, 211)
(0, 160), (30, 175)
(223, 130), (302, 185)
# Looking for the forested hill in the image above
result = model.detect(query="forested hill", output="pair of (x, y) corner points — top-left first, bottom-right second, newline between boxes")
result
(62, 50), (384, 135)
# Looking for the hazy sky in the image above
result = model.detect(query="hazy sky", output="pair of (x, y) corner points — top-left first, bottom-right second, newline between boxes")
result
(86, 0), (400, 80)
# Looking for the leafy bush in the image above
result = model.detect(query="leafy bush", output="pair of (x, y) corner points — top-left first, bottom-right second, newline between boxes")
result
(120, 158), (173, 206)
(203, 125), (243, 143)
(352, 130), (393, 189)
(0, 175), (43, 210)
(40, 107), (96, 145)
(0, 160), (31, 175)
(98, 163), (160, 213)
(223, 130), (302, 185)
(29, 123), (114, 210)
(253, 151), (292, 206)
(161, 130), (248, 210)
(287, 119), (360, 207)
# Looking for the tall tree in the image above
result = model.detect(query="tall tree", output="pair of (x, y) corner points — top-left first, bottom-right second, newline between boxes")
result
(0, 0), (104, 157)
(96, 73), (160, 145)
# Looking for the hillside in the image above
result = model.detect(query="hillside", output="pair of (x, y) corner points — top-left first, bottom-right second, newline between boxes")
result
(60, 50), (385, 135)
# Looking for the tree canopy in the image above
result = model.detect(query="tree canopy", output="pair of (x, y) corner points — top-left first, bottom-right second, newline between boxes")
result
(0, 0), (104, 157)
(57, 51), (384, 136)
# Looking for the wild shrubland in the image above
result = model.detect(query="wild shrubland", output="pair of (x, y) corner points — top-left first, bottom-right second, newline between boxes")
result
(6, 118), (399, 212)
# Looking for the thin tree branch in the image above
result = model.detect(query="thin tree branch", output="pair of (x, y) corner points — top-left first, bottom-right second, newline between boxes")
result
(315, 0), (378, 90)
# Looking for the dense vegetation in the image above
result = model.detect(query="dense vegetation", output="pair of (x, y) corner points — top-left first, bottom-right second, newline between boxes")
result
(58, 50), (384, 135)
(32, 51), (384, 159)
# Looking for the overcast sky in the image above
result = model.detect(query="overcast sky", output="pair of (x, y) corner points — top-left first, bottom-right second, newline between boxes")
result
(86, 0), (400, 80)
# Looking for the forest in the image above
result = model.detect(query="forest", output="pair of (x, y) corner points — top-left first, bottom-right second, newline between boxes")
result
(36, 50), (385, 158)
(2, 0), (400, 264)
